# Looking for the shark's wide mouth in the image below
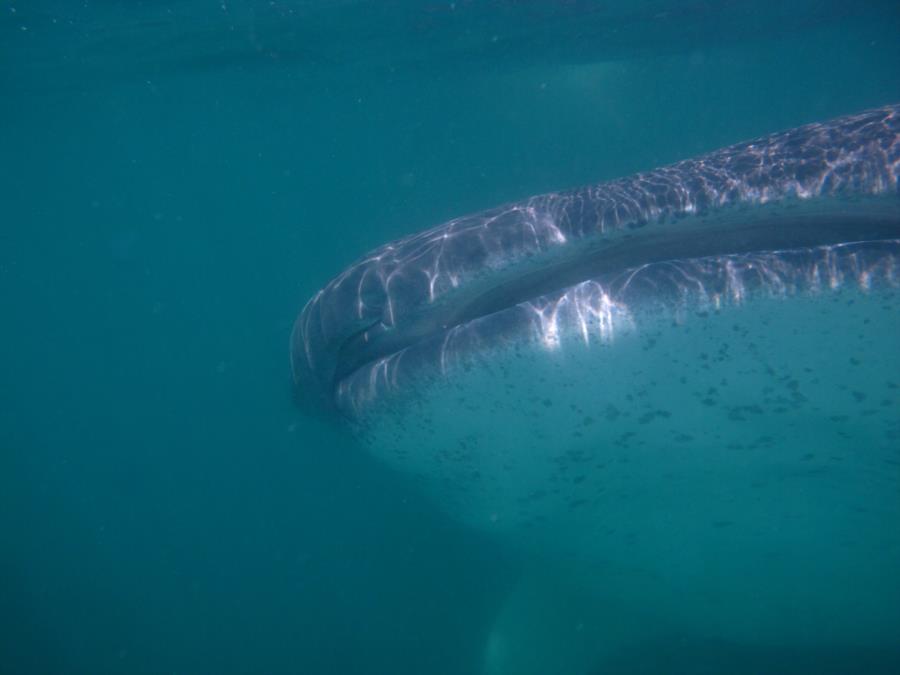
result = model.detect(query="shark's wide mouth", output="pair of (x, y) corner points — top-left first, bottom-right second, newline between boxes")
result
(291, 104), (900, 409)
(330, 206), (900, 387)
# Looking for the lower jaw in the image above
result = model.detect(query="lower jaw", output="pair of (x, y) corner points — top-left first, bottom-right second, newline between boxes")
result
(336, 238), (900, 416)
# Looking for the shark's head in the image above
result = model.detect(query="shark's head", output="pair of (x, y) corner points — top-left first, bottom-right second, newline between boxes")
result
(291, 105), (900, 656)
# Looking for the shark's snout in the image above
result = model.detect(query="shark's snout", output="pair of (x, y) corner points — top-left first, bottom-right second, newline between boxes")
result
(293, 104), (900, 412)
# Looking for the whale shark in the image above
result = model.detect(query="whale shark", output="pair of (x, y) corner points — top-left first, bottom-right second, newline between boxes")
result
(292, 105), (900, 673)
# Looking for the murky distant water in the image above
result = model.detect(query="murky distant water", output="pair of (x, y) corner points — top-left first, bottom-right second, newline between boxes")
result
(2, 2), (899, 674)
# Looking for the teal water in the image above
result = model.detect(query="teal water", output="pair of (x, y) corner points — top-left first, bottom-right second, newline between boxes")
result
(2, 2), (899, 674)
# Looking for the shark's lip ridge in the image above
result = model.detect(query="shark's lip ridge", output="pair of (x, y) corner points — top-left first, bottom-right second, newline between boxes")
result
(292, 104), (900, 408)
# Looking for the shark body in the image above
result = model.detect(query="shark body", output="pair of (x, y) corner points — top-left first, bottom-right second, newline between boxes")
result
(292, 105), (900, 669)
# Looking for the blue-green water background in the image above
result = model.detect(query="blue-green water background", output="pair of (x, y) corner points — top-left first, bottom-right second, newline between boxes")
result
(2, 2), (899, 673)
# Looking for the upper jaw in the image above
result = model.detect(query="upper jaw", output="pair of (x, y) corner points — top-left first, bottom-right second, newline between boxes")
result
(317, 200), (900, 399)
